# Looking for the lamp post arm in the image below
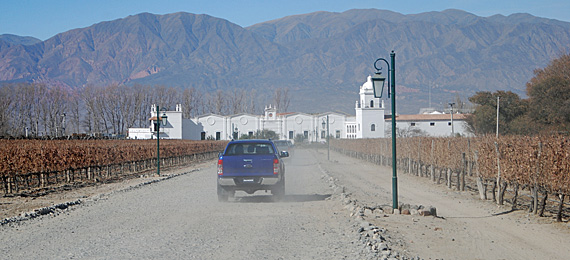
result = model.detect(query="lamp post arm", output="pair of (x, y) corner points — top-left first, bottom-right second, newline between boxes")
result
(374, 58), (392, 97)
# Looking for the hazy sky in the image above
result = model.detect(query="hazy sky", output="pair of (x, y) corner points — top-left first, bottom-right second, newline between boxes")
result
(2, 0), (569, 40)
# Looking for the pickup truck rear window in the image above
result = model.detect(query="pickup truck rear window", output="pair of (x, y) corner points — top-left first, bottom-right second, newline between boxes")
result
(225, 143), (275, 156)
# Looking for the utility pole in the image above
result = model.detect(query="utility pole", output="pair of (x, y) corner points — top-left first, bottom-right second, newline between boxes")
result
(496, 96), (500, 138)
(449, 103), (455, 136)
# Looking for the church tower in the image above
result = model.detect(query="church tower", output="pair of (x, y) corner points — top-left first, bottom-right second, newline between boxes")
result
(355, 76), (385, 138)
(264, 104), (277, 120)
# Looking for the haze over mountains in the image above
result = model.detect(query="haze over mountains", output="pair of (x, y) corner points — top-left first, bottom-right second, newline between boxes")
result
(1, 9), (569, 114)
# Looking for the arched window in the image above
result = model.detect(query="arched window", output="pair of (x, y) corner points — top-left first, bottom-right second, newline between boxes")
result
(370, 100), (374, 108)
(371, 124), (376, 132)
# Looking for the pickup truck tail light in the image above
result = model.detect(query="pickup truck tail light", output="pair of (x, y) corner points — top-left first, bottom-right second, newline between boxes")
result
(217, 159), (223, 175)
(273, 158), (279, 175)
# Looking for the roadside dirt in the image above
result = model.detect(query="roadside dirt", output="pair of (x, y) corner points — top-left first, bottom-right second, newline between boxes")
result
(0, 162), (210, 220)
(316, 148), (570, 260)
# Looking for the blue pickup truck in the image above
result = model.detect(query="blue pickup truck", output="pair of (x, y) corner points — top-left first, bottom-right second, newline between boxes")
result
(217, 139), (289, 202)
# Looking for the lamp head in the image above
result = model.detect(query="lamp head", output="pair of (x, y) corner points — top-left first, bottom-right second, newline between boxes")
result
(161, 112), (168, 126)
(371, 72), (386, 98)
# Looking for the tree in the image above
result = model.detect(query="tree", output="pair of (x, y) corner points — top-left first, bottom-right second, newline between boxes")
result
(466, 91), (527, 135)
(294, 133), (306, 144)
(0, 85), (13, 136)
(0, 81), (272, 137)
(254, 129), (279, 140)
(181, 87), (201, 118)
(273, 88), (291, 112)
(526, 53), (570, 133)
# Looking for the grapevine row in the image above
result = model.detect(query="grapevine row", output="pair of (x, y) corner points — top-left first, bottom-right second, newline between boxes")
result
(0, 140), (227, 195)
(331, 135), (569, 221)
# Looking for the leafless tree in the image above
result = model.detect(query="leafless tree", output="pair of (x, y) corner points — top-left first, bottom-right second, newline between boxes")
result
(208, 90), (226, 114)
(135, 85), (154, 128)
(181, 87), (203, 118)
(229, 88), (247, 114)
(68, 88), (82, 134)
(246, 89), (258, 114)
(81, 85), (104, 134)
(0, 85), (13, 136)
(273, 88), (291, 112)
(10, 83), (30, 136)
(0, 82), (271, 137)
(46, 85), (69, 137)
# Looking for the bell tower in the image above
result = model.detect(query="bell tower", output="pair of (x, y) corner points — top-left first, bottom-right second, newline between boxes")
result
(355, 75), (385, 138)
(264, 104), (277, 120)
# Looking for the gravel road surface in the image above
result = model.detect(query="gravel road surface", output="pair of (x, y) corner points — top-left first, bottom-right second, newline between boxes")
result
(2, 147), (569, 259)
(1, 149), (363, 259)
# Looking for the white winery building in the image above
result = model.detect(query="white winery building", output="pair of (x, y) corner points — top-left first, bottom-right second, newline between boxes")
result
(128, 76), (470, 140)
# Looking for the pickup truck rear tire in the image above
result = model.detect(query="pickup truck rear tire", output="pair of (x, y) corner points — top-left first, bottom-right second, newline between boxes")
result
(217, 183), (229, 202)
(272, 179), (285, 201)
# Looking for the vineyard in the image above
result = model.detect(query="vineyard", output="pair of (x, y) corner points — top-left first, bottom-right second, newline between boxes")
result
(331, 135), (570, 222)
(0, 140), (227, 195)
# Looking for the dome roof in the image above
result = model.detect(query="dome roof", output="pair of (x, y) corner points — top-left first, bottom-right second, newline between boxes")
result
(362, 75), (373, 90)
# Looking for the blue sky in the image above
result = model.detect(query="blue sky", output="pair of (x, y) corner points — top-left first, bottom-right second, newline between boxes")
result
(2, 0), (569, 40)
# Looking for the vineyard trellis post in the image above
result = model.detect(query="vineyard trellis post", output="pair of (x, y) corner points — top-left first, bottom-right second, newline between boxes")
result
(494, 141), (506, 205)
(430, 140), (435, 182)
(474, 151), (487, 200)
(461, 152), (466, 191)
(532, 142), (542, 214)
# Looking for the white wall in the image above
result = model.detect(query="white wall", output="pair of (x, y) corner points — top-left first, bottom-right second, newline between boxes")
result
(228, 114), (261, 139)
(128, 128), (152, 139)
(183, 119), (202, 140)
(360, 108), (385, 138)
(283, 113), (316, 142)
(195, 114), (226, 140)
(394, 119), (472, 137)
(160, 111), (182, 139)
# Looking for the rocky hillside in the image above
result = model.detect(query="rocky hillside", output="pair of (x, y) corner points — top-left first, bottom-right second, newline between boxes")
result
(1, 9), (569, 114)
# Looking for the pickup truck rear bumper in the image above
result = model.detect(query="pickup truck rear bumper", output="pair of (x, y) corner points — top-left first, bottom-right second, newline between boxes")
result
(218, 176), (280, 186)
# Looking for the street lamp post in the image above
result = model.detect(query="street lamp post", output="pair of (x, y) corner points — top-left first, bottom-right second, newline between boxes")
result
(155, 106), (168, 176)
(321, 115), (330, 161)
(371, 51), (397, 209)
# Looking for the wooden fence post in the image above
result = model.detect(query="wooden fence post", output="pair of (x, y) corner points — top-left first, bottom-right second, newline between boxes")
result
(533, 142), (542, 214)
(461, 152), (466, 191)
(431, 140), (435, 182)
(556, 194), (566, 222)
(474, 151), (486, 200)
(447, 168), (452, 189)
(494, 142), (504, 205)
(418, 139), (422, 177)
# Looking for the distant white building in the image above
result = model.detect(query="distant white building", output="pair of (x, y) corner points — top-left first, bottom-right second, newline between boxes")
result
(389, 113), (472, 137)
(128, 76), (470, 140)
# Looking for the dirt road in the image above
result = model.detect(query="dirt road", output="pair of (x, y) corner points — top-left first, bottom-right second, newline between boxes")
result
(318, 148), (570, 260)
(1, 149), (362, 259)
(2, 148), (569, 259)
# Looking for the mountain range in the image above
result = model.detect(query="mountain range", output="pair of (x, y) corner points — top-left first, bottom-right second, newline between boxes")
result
(1, 9), (570, 114)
